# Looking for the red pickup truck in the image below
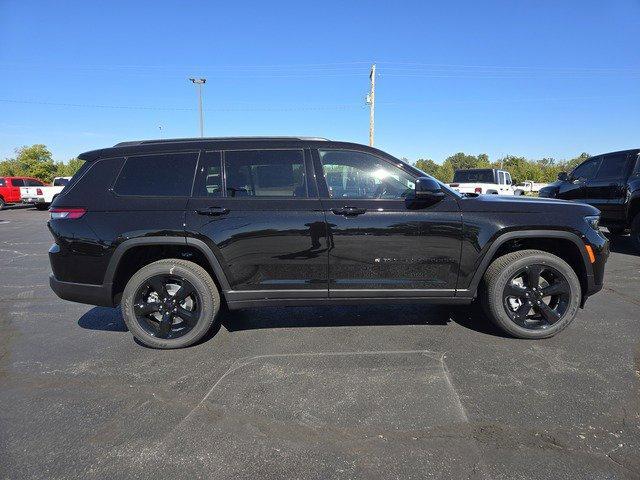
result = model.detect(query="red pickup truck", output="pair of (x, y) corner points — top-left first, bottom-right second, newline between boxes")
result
(0, 177), (44, 209)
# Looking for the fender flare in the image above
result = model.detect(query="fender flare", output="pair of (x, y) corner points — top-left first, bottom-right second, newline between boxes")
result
(103, 236), (231, 293)
(459, 229), (592, 297)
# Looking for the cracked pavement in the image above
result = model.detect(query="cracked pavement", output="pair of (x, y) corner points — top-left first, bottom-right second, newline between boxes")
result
(0, 207), (639, 479)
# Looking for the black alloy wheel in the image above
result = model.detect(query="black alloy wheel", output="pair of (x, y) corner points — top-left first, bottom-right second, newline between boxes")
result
(133, 274), (201, 339)
(502, 264), (570, 330)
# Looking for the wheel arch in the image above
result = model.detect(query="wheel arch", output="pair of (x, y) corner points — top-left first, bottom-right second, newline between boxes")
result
(461, 230), (592, 301)
(105, 237), (230, 304)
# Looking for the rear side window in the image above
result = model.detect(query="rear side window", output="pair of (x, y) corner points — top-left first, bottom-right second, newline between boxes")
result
(11, 179), (25, 187)
(594, 153), (629, 180)
(224, 149), (307, 198)
(114, 152), (198, 197)
(192, 151), (222, 197)
(0, 179), (6, 187)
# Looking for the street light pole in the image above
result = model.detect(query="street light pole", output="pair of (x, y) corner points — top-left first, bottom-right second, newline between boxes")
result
(189, 78), (206, 137)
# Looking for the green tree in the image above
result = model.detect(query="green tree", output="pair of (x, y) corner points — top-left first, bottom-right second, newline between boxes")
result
(414, 158), (439, 177)
(11, 144), (57, 183)
(55, 157), (85, 177)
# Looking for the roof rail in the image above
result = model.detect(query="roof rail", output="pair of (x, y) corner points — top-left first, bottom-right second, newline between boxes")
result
(113, 136), (329, 147)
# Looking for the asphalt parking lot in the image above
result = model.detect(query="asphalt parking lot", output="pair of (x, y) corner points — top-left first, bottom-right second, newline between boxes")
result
(0, 206), (638, 479)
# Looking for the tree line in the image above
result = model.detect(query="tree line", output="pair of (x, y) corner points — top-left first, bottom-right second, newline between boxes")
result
(412, 152), (590, 185)
(0, 145), (84, 184)
(1, 144), (591, 186)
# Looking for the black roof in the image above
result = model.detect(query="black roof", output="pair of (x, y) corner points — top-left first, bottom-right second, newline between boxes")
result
(113, 136), (329, 147)
(78, 136), (391, 162)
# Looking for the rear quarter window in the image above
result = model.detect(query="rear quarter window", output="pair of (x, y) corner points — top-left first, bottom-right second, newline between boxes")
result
(113, 152), (198, 197)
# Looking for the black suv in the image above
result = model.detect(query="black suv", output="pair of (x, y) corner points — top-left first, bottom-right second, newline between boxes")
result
(539, 149), (640, 248)
(48, 137), (609, 348)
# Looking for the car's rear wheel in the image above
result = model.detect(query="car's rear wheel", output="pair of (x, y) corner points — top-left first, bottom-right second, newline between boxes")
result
(482, 249), (581, 339)
(0, 198), (5, 210)
(35, 204), (49, 211)
(121, 259), (221, 349)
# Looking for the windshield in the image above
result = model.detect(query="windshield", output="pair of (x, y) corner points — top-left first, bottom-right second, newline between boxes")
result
(453, 169), (494, 183)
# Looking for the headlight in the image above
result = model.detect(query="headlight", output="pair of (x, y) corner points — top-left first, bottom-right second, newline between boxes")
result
(585, 215), (600, 230)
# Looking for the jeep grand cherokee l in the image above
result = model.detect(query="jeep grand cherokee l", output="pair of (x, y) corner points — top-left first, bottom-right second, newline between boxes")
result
(47, 137), (609, 348)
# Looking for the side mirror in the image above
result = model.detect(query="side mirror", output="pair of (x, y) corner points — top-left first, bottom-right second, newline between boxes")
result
(408, 177), (445, 207)
(558, 171), (569, 182)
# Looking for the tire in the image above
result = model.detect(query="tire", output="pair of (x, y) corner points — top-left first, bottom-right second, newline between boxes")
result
(631, 214), (640, 252)
(35, 203), (49, 211)
(482, 249), (581, 339)
(0, 198), (4, 210)
(121, 259), (221, 349)
(607, 226), (627, 235)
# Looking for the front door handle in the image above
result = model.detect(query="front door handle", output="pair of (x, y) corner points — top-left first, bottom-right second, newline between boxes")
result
(332, 206), (367, 216)
(196, 206), (229, 216)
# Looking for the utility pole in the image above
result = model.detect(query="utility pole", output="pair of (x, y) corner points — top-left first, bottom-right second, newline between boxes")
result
(189, 78), (206, 137)
(366, 64), (376, 146)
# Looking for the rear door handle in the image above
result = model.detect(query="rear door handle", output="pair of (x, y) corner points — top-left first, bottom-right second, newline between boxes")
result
(196, 206), (229, 216)
(332, 206), (367, 216)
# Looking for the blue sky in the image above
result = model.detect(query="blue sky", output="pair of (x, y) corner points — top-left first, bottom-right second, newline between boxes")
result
(1, 0), (639, 164)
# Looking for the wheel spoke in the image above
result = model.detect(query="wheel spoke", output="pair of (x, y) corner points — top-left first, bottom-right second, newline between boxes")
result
(541, 279), (570, 297)
(147, 277), (168, 299)
(175, 307), (197, 326)
(504, 282), (528, 298)
(534, 301), (560, 324)
(524, 265), (543, 289)
(134, 301), (161, 317)
(173, 283), (195, 303)
(157, 313), (173, 338)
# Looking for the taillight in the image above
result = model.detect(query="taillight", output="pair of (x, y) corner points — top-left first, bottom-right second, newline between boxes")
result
(36, 188), (43, 195)
(474, 187), (483, 193)
(50, 208), (86, 219)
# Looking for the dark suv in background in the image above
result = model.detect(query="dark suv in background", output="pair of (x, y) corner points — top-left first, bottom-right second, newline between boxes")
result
(48, 137), (609, 348)
(539, 149), (640, 249)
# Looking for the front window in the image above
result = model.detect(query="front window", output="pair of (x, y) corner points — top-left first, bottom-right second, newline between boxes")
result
(319, 150), (414, 199)
(571, 157), (601, 181)
(11, 179), (25, 187)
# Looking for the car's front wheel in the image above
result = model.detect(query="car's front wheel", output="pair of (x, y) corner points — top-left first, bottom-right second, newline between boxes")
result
(482, 249), (581, 339)
(121, 259), (221, 348)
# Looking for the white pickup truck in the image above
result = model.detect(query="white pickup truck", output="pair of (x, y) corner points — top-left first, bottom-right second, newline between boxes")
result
(516, 180), (549, 194)
(448, 168), (522, 195)
(21, 177), (72, 210)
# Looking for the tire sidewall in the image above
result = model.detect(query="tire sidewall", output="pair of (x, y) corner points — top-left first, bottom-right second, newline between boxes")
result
(486, 253), (581, 339)
(121, 260), (219, 349)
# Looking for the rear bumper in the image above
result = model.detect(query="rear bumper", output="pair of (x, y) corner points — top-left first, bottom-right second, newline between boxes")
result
(22, 197), (46, 204)
(49, 274), (114, 307)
